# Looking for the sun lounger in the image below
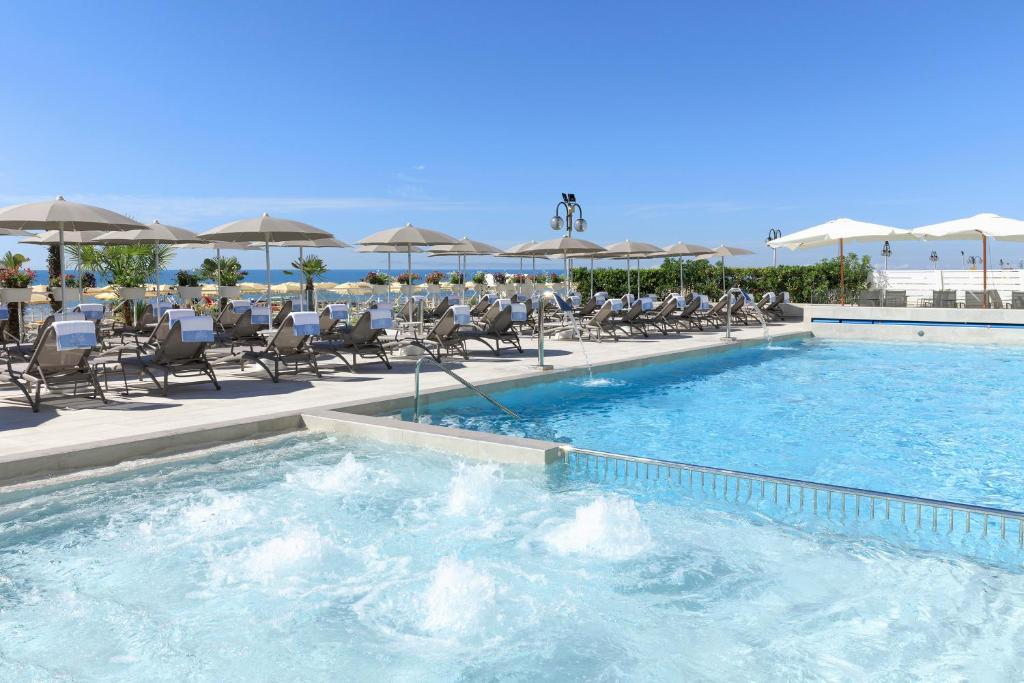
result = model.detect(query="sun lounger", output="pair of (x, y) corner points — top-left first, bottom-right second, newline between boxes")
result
(932, 290), (957, 308)
(883, 290), (907, 307)
(858, 290), (883, 307)
(668, 296), (703, 331)
(1012, 291), (1024, 310)
(119, 314), (220, 395)
(965, 291), (986, 308)
(242, 311), (322, 382)
(640, 296), (683, 336)
(316, 308), (392, 370)
(458, 301), (524, 356)
(5, 320), (107, 412)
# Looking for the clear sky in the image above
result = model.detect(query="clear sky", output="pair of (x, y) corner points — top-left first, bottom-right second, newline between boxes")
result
(2, 1), (1023, 272)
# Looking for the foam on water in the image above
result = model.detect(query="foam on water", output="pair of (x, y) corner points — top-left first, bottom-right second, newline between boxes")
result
(421, 555), (497, 635)
(576, 377), (625, 388)
(544, 495), (652, 559)
(445, 462), (501, 515)
(285, 452), (368, 494)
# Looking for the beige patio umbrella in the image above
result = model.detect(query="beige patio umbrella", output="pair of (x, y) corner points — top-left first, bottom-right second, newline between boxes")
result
(495, 240), (541, 276)
(357, 244), (424, 302)
(91, 220), (206, 306)
(358, 223), (458, 300)
(658, 242), (714, 292)
(200, 213), (333, 332)
(428, 237), (501, 289)
(910, 213), (1024, 308)
(769, 218), (914, 304)
(519, 236), (607, 291)
(20, 230), (111, 301)
(601, 240), (663, 298)
(0, 196), (143, 307)
(698, 245), (757, 293)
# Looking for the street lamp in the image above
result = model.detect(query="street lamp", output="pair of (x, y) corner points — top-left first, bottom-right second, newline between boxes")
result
(929, 251), (939, 270)
(550, 193), (586, 288)
(766, 228), (782, 267)
(881, 240), (892, 271)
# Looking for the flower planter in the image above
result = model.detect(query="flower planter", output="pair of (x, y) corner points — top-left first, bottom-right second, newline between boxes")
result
(177, 286), (203, 300)
(115, 287), (145, 301)
(0, 287), (32, 304)
(49, 288), (81, 303)
(372, 285), (389, 297)
(218, 285), (241, 299)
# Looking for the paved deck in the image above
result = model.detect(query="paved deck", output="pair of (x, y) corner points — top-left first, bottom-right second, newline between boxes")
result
(0, 321), (810, 463)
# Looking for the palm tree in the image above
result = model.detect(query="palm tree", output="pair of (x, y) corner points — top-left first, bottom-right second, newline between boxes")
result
(0, 251), (29, 270)
(285, 255), (328, 311)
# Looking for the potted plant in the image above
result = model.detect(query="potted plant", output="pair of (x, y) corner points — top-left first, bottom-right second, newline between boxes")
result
(492, 272), (508, 285)
(549, 272), (564, 284)
(425, 271), (445, 285)
(200, 256), (247, 299)
(448, 271), (465, 285)
(471, 271), (487, 285)
(0, 252), (34, 304)
(284, 255), (328, 311)
(48, 274), (82, 303)
(364, 271), (391, 297)
(396, 272), (420, 285)
(511, 273), (528, 284)
(175, 269), (203, 301)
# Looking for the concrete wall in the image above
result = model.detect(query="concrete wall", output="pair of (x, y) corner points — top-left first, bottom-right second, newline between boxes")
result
(873, 269), (1024, 305)
(806, 304), (1024, 345)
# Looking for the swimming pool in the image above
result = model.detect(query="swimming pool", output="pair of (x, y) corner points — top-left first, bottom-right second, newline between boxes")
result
(418, 339), (1024, 509)
(1, 433), (1022, 679)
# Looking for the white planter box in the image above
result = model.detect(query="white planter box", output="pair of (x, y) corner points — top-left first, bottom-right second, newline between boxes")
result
(218, 285), (241, 299)
(177, 286), (203, 300)
(116, 287), (145, 300)
(50, 289), (81, 303)
(372, 285), (389, 297)
(0, 288), (32, 304)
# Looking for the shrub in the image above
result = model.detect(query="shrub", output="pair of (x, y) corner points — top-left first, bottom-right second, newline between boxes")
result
(425, 271), (445, 285)
(448, 271), (465, 285)
(364, 271), (391, 285)
(471, 271), (487, 285)
(0, 268), (34, 288)
(492, 272), (508, 284)
(175, 269), (202, 287)
(397, 272), (420, 284)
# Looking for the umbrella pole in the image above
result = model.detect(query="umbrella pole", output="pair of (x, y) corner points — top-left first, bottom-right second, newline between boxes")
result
(839, 238), (845, 305)
(387, 253), (391, 304)
(265, 237), (273, 333)
(982, 233), (988, 308)
(298, 246), (304, 312)
(679, 258), (683, 293)
(590, 256), (594, 298)
(721, 257), (725, 293)
(155, 240), (161, 311)
(58, 222), (67, 314)
(407, 248), (412, 303)
(626, 258), (631, 296)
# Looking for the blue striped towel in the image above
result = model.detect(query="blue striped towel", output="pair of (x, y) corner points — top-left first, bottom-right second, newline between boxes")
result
(496, 298), (512, 310)
(640, 297), (654, 311)
(369, 308), (392, 330)
(623, 294), (636, 305)
(53, 320), (96, 351)
(445, 296), (461, 306)
(175, 315), (214, 343)
(74, 303), (105, 321)
(55, 311), (86, 322)
(608, 299), (623, 312)
(290, 311), (320, 337)
(451, 305), (471, 325)
(510, 303), (527, 321)
(699, 294), (710, 310)
(595, 292), (608, 304)
(326, 304), (349, 321)
(767, 292), (777, 304)
(166, 309), (196, 323)
(229, 299), (251, 312)
(250, 305), (271, 325)
(0, 308), (8, 321)
(782, 292), (790, 304)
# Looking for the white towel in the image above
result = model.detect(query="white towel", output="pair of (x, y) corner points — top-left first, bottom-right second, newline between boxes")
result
(782, 292), (791, 304)
(55, 311), (86, 322)
(623, 294), (636, 305)
(175, 315), (214, 343)
(510, 303), (527, 321)
(250, 305), (271, 325)
(229, 299), (251, 312)
(53, 320), (96, 351)
(496, 298), (512, 310)
(445, 296), (461, 306)
(290, 311), (320, 336)
(699, 294), (710, 310)
(369, 307), (392, 329)
(74, 303), (105, 321)
(451, 305), (472, 325)
(639, 297), (654, 311)
(326, 303), (349, 321)
(570, 295), (582, 307)
(166, 308), (196, 323)
(608, 299), (624, 312)
(767, 292), (777, 304)
(595, 291), (608, 304)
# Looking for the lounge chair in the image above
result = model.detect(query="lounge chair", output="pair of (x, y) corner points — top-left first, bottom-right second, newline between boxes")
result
(469, 294), (498, 318)
(218, 305), (270, 353)
(242, 311), (322, 382)
(987, 290), (1008, 309)
(669, 296), (704, 331)
(410, 306), (471, 360)
(640, 296), (682, 336)
(932, 290), (957, 308)
(215, 299), (252, 331)
(693, 295), (730, 328)
(965, 291), (986, 309)
(1012, 291), (1024, 310)
(459, 301), (524, 356)
(858, 290), (882, 307)
(272, 299), (294, 328)
(318, 303), (350, 336)
(119, 314), (220, 395)
(583, 300), (631, 341)
(5, 320), (107, 412)
(883, 290), (907, 307)
(317, 308), (392, 370)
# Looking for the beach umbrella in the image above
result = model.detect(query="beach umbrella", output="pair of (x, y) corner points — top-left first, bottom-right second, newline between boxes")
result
(0, 228), (33, 236)
(910, 213), (1024, 308)
(357, 244), (424, 302)
(519, 236), (606, 291)
(358, 223), (457, 300)
(0, 196), (142, 307)
(91, 220), (205, 306)
(263, 237), (351, 310)
(200, 213), (332, 332)
(428, 237), (501, 290)
(602, 240), (663, 298)
(769, 218), (914, 304)
(656, 242), (713, 292)
(697, 245), (757, 293)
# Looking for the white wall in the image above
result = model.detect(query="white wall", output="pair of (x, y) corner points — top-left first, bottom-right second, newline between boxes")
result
(871, 269), (1024, 304)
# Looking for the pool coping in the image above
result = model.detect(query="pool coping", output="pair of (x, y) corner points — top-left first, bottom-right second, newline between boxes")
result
(0, 329), (809, 486)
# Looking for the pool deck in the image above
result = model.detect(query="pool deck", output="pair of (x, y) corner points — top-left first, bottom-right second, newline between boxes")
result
(0, 320), (810, 483)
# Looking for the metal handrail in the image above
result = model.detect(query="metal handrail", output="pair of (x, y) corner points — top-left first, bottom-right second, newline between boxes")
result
(412, 355), (520, 422)
(565, 446), (1024, 547)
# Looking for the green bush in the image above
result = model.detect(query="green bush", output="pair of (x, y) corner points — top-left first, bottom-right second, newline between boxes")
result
(570, 254), (873, 303)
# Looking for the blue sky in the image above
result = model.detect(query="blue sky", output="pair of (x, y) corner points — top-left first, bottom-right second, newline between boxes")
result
(2, 1), (1023, 272)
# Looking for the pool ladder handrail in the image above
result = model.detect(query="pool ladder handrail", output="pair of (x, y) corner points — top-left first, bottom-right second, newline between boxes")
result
(412, 356), (520, 422)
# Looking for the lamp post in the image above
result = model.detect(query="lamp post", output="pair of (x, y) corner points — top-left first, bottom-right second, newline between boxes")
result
(881, 240), (892, 271)
(766, 228), (782, 267)
(549, 193), (587, 290)
(929, 251), (939, 270)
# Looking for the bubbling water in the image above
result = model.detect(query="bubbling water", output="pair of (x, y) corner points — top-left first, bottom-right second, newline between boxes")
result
(544, 495), (652, 560)
(421, 555), (497, 635)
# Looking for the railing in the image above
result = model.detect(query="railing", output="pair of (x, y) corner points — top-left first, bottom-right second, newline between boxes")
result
(565, 447), (1024, 549)
(412, 356), (520, 422)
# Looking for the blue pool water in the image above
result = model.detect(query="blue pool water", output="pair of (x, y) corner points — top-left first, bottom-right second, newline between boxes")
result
(2, 433), (1022, 680)
(420, 339), (1024, 509)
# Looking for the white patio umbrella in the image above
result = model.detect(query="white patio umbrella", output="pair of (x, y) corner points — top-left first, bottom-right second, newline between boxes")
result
(358, 223), (458, 301)
(0, 196), (142, 308)
(200, 213), (332, 332)
(519, 236), (606, 291)
(910, 213), (1024, 307)
(697, 245), (757, 293)
(91, 220), (205, 306)
(657, 242), (714, 292)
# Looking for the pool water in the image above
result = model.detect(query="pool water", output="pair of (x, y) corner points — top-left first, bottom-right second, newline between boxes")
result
(420, 339), (1024, 509)
(1, 433), (1022, 680)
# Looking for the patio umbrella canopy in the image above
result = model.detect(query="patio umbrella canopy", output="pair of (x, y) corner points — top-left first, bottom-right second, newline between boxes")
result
(200, 213), (333, 331)
(698, 245), (756, 293)
(910, 213), (1024, 308)
(602, 240), (663, 298)
(769, 218), (914, 304)
(519, 236), (606, 291)
(657, 242), (713, 292)
(358, 223), (457, 300)
(0, 196), (142, 306)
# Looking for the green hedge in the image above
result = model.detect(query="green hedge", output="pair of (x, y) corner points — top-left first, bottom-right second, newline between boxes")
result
(569, 254), (873, 303)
